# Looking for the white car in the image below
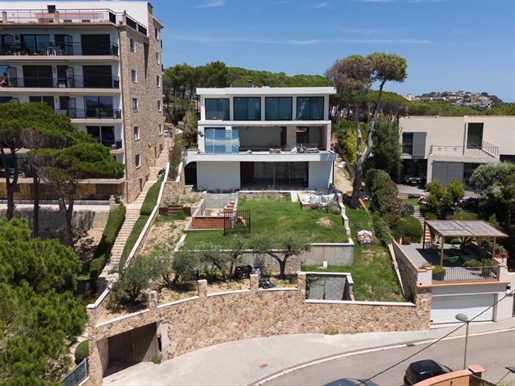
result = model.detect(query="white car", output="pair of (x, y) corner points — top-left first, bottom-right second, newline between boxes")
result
(164, 129), (170, 137)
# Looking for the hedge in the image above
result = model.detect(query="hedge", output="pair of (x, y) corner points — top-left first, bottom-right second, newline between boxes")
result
(74, 340), (89, 365)
(140, 179), (163, 215)
(89, 205), (126, 285)
(393, 215), (423, 242)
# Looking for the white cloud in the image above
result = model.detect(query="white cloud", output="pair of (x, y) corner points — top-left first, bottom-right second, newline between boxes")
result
(195, 0), (225, 8)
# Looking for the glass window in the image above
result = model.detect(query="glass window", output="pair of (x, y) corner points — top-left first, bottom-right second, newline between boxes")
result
(135, 154), (141, 167)
(265, 97), (292, 120)
(156, 75), (160, 87)
(156, 52), (160, 64)
(158, 123), (163, 134)
(296, 97), (324, 120)
(131, 69), (137, 82)
(467, 123), (483, 149)
(205, 98), (229, 120)
(205, 128), (239, 154)
(20, 34), (50, 54)
(29, 96), (54, 109)
(234, 97), (261, 120)
(157, 100), (162, 111)
(85, 96), (114, 118)
(132, 98), (138, 110)
(130, 39), (136, 53)
(134, 126), (140, 140)
(402, 133), (413, 155)
(87, 126), (114, 147)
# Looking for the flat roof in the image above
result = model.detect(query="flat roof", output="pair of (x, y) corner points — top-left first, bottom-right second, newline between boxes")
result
(196, 87), (336, 96)
(425, 220), (507, 238)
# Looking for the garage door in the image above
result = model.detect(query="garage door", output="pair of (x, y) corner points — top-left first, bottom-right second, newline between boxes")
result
(432, 161), (464, 187)
(431, 294), (494, 324)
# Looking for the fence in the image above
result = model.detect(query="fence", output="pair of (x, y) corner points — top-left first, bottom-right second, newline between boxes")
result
(432, 266), (497, 282)
(61, 358), (88, 386)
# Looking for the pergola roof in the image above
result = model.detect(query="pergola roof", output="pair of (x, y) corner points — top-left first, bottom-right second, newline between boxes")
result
(424, 220), (508, 238)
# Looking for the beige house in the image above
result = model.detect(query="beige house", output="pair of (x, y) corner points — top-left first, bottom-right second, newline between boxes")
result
(0, 1), (164, 203)
(399, 116), (515, 187)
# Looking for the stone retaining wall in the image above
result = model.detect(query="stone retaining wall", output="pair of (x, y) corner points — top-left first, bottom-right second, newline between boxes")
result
(86, 273), (431, 385)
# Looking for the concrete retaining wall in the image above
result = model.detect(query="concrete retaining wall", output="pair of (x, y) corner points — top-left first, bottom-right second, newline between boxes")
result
(0, 207), (109, 230)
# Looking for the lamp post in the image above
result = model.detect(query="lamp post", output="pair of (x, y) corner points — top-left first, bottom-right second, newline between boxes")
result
(455, 313), (470, 370)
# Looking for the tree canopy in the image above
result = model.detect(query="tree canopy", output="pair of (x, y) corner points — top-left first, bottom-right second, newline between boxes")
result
(0, 218), (87, 385)
(325, 52), (408, 208)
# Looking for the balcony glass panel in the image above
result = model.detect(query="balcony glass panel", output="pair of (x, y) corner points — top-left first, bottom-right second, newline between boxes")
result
(296, 97), (324, 120)
(87, 126), (115, 147)
(85, 96), (114, 118)
(234, 97), (261, 120)
(265, 97), (292, 120)
(205, 128), (239, 154)
(205, 98), (229, 120)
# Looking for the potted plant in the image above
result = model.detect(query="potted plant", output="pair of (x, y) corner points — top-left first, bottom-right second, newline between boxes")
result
(432, 265), (446, 280)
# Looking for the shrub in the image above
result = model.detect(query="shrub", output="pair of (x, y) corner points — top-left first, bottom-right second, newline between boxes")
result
(140, 179), (163, 215)
(74, 340), (89, 365)
(424, 211), (437, 221)
(372, 213), (393, 246)
(401, 203), (414, 217)
(169, 135), (185, 180)
(89, 205), (126, 285)
(432, 265), (446, 276)
(394, 215), (423, 242)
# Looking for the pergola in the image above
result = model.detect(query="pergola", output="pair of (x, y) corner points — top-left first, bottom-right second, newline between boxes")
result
(423, 220), (508, 266)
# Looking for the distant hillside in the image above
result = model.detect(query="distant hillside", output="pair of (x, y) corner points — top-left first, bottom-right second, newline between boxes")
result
(412, 91), (504, 110)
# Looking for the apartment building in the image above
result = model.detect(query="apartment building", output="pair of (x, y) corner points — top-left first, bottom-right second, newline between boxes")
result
(0, 1), (164, 203)
(185, 87), (337, 191)
(399, 116), (515, 187)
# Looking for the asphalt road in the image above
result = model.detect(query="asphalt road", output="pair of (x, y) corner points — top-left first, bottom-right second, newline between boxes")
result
(264, 330), (515, 386)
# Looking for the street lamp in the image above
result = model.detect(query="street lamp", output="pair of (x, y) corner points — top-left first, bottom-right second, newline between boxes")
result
(455, 313), (470, 370)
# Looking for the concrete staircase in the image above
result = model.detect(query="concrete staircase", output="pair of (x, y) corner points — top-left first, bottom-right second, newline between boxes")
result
(414, 205), (432, 244)
(96, 142), (170, 293)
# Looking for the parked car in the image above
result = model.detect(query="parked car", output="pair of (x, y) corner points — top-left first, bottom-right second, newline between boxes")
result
(325, 379), (378, 386)
(403, 359), (453, 386)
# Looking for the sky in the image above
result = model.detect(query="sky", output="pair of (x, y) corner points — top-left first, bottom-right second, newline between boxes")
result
(146, 0), (515, 103)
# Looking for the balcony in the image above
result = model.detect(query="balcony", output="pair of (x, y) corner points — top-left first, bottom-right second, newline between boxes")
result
(0, 9), (148, 36)
(429, 140), (499, 160)
(56, 109), (121, 120)
(2, 75), (120, 89)
(0, 42), (119, 57)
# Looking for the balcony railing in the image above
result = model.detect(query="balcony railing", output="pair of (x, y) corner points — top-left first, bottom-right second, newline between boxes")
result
(56, 109), (121, 119)
(3, 76), (120, 89)
(429, 142), (499, 159)
(0, 42), (119, 57)
(432, 266), (497, 283)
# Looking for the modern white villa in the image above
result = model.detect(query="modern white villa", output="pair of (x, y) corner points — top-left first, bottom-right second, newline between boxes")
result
(184, 87), (337, 191)
(399, 115), (515, 187)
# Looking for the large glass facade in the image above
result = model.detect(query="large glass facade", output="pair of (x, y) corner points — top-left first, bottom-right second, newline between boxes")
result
(296, 97), (324, 120)
(205, 128), (239, 153)
(234, 97), (261, 120)
(205, 98), (229, 120)
(265, 97), (292, 120)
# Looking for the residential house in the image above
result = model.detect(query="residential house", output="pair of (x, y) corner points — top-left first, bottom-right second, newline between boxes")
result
(185, 87), (337, 191)
(0, 1), (164, 203)
(399, 116), (515, 187)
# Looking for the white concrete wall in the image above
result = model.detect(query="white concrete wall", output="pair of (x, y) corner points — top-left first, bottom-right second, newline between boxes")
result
(197, 162), (240, 191)
(238, 127), (281, 147)
(308, 161), (333, 190)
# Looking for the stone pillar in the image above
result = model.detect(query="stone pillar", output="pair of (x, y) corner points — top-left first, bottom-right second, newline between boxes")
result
(148, 290), (158, 310)
(297, 272), (306, 297)
(286, 125), (297, 146)
(109, 195), (116, 210)
(250, 274), (259, 292)
(198, 279), (208, 298)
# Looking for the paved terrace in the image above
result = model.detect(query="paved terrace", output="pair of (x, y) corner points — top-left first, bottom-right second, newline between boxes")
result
(400, 243), (502, 283)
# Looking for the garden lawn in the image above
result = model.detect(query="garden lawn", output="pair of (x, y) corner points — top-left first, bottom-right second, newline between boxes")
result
(184, 196), (348, 247)
(303, 204), (405, 302)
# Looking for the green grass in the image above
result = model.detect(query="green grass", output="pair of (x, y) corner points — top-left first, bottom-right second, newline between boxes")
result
(402, 198), (420, 207)
(311, 203), (405, 302)
(184, 196), (348, 247)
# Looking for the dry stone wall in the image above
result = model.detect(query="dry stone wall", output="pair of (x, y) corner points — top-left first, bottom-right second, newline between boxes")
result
(87, 273), (431, 384)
